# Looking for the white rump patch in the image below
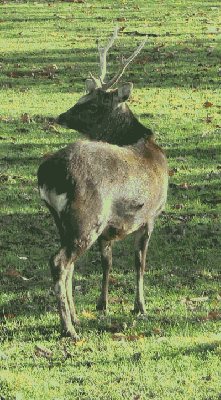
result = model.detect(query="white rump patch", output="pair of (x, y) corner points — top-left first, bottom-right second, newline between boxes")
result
(39, 184), (68, 214)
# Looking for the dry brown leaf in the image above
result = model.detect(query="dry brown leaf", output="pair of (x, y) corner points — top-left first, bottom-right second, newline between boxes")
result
(7, 71), (22, 78)
(203, 101), (213, 108)
(5, 268), (21, 278)
(201, 311), (221, 322)
(1, 313), (16, 319)
(153, 327), (162, 335)
(109, 276), (118, 285)
(21, 113), (31, 123)
(179, 182), (189, 190)
(117, 17), (127, 22)
(174, 204), (184, 210)
(112, 333), (144, 341)
(126, 334), (144, 341)
(34, 345), (53, 359)
(112, 332), (126, 341)
(4, 268), (33, 281)
(168, 168), (177, 176)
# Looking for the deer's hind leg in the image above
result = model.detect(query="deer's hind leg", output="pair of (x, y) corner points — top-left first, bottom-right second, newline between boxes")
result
(48, 205), (104, 339)
(96, 238), (112, 312)
(133, 221), (154, 314)
(50, 248), (79, 339)
(47, 204), (78, 324)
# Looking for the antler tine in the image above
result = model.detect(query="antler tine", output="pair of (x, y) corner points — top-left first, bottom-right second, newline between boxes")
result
(102, 37), (147, 90)
(98, 25), (119, 84)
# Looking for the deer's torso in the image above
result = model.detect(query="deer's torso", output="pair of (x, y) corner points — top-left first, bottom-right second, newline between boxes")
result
(38, 139), (168, 242)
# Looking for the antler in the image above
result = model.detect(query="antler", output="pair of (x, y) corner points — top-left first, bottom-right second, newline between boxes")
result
(102, 37), (147, 90)
(89, 27), (147, 90)
(98, 25), (119, 84)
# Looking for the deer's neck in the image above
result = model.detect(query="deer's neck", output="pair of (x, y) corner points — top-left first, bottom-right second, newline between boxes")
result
(95, 105), (153, 146)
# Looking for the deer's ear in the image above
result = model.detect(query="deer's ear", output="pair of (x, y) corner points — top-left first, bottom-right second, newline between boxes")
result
(85, 78), (98, 93)
(117, 82), (133, 102)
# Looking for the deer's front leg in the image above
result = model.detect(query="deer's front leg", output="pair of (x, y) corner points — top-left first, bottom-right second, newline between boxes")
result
(133, 223), (153, 314)
(96, 238), (112, 312)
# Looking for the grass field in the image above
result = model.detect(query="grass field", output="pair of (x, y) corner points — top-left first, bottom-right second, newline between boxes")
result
(0, 0), (221, 399)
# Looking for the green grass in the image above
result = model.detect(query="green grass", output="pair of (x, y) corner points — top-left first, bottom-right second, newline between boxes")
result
(0, 0), (221, 399)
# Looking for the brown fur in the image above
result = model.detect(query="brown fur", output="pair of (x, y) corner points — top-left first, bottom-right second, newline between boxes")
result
(37, 84), (168, 340)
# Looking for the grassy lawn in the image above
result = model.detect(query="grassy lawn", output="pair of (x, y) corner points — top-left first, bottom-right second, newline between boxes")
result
(0, 0), (221, 399)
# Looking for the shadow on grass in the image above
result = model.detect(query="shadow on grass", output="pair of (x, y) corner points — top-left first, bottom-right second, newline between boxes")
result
(0, 207), (220, 324)
(167, 143), (221, 160)
(1, 38), (220, 91)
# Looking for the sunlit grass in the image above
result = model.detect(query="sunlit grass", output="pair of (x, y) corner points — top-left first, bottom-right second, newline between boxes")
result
(0, 0), (221, 399)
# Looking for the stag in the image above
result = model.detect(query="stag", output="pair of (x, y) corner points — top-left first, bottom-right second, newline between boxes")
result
(38, 27), (168, 340)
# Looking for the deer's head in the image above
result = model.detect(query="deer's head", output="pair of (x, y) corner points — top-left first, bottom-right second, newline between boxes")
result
(57, 27), (147, 142)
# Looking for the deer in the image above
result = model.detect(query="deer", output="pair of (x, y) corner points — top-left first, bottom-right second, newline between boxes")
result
(37, 27), (168, 340)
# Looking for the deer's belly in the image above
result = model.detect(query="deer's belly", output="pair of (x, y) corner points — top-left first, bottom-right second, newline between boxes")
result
(101, 201), (147, 240)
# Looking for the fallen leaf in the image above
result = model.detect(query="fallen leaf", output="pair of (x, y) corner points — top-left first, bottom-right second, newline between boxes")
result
(205, 115), (213, 123)
(112, 333), (144, 341)
(5, 268), (21, 278)
(136, 56), (152, 65)
(21, 113), (31, 123)
(112, 332), (126, 341)
(168, 168), (177, 176)
(34, 345), (53, 359)
(4, 268), (33, 281)
(153, 327), (162, 335)
(109, 276), (118, 285)
(43, 123), (60, 133)
(117, 17), (127, 22)
(74, 339), (86, 347)
(203, 101), (213, 108)
(82, 310), (96, 320)
(165, 51), (176, 59)
(174, 204), (184, 210)
(126, 334), (144, 341)
(200, 311), (221, 322)
(179, 182), (189, 190)
(1, 313), (16, 319)
(7, 71), (22, 78)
